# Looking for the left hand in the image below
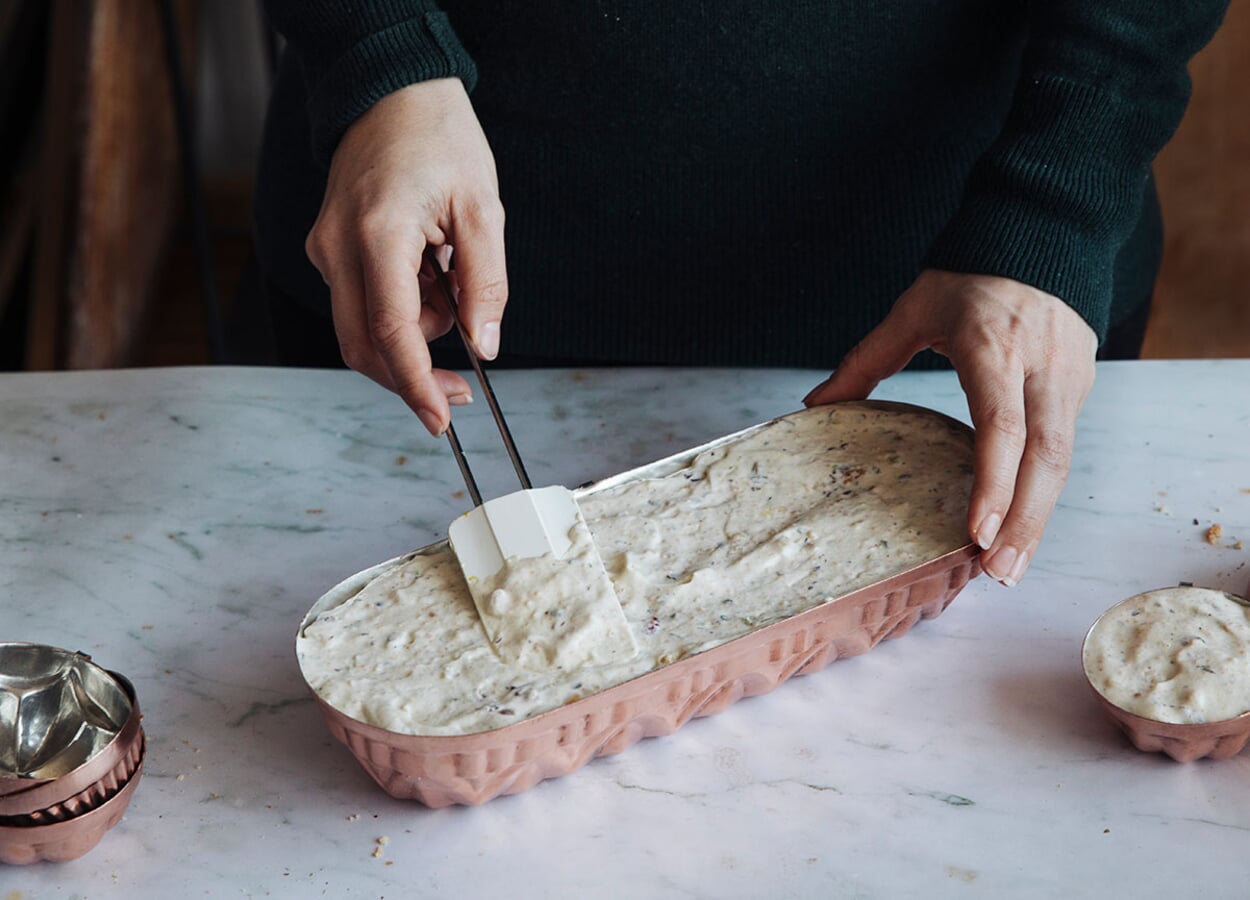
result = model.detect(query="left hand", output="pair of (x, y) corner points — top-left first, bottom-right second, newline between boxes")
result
(803, 269), (1098, 587)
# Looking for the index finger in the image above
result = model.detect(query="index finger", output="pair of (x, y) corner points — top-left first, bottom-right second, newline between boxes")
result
(360, 234), (451, 435)
(953, 350), (1028, 581)
(803, 306), (927, 406)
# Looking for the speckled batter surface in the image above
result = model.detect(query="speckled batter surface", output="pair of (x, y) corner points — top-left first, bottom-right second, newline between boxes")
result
(1084, 586), (1250, 724)
(298, 404), (974, 735)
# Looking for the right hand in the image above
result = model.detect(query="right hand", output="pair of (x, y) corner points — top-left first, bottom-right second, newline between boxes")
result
(305, 78), (508, 436)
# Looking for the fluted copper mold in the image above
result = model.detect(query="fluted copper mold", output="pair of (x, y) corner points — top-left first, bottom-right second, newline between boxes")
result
(0, 644), (131, 782)
(306, 547), (980, 807)
(0, 648), (142, 819)
(299, 402), (983, 807)
(10, 732), (145, 826)
(1082, 590), (1250, 763)
(0, 646), (145, 864)
(0, 758), (144, 865)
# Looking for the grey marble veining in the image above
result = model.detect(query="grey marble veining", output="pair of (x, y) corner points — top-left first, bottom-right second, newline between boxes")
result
(2, 362), (1249, 898)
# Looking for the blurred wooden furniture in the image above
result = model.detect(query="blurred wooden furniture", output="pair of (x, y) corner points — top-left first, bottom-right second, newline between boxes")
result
(1145, 0), (1250, 358)
(20, 0), (186, 370)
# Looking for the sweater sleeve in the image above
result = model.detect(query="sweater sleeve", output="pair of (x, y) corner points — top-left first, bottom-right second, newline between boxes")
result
(263, 0), (478, 168)
(922, 1), (1228, 339)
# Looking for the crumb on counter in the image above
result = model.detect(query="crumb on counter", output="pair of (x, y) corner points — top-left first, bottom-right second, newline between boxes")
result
(1207, 524), (1223, 545)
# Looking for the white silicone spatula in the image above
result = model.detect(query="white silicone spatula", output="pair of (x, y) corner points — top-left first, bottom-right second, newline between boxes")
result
(449, 485), (581, 580)
(428, 253), (637, 672)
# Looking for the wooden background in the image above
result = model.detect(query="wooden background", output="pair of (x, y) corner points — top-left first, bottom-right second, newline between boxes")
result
(1144, 0), (1250, 358)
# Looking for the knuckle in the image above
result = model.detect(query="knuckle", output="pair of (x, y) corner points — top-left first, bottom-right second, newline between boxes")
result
(1006, 511), (1048, 545)
(980, 405), (1027, 443)
(305, 225), (332, 269)
(977, 472), (1018, 505)
(352, 212), (394, 247)
(458, 193), (506, 231)
(1029, 426), (1073, 473)
(337, 338), (370, 374)
(391, 374), (428, 404)
(366, 309), (412, 352)
(389, 370), (439, 412)
(470, 277), (509, 310)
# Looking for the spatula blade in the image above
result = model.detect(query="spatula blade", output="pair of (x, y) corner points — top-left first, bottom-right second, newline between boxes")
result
(449, 485), (576, 582)
(448, 486), (638, 672)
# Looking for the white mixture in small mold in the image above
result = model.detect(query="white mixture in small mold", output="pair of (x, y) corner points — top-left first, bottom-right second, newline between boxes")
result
(1083, 586), (1250, 724)
(298, 405), (975, 735)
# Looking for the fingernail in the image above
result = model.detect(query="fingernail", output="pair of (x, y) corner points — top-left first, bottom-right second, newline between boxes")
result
(985, 545), (1017, 585)
(975, 513), (1002, 550)
(1005, 550), (1029, 587)
(417, 410), (445, 436)
(476, 321), (500, 360)
(802, 379), (832, 407)
(449, 392), (473, 406)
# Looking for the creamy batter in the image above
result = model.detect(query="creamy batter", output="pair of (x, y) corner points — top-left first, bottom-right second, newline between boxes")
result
(1083, 586), (1250, 725)
(298, 404), (975, 736)
(470, 521), (639, 672)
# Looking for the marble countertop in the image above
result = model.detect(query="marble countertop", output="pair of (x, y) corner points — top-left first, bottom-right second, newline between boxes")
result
(3, 361), (1249, 898)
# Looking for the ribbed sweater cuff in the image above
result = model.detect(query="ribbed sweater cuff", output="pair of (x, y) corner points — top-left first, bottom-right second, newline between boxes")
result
(286, 5), (477, 167)
(924, 74), (1172, 341)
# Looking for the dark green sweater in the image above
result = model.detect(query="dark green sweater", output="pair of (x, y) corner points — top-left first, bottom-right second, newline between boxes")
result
(255, 1), (1226, 367)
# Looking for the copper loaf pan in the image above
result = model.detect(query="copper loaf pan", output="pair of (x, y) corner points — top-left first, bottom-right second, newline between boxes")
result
(298, 401), (983, 807)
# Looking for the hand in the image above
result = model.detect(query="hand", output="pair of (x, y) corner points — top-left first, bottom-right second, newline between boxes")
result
(304, 78), (508, 436)
(803, 269), (1097, 586)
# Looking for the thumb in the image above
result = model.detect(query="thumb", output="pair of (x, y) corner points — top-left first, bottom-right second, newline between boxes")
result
(450, 197), (509, 360)
(803, 309), (927, 407)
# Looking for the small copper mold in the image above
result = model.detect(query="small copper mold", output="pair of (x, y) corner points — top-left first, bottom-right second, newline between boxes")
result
(0, 644), (144, 863)
(15, 731), (145, 826)
(0, 759), (144, 865)
(0, 644), (132, 779)
(1085, 688), (1250, 763)
(1082, 590), (1250, 763)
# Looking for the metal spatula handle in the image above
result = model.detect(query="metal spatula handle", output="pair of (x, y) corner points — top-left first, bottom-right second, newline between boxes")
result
(445, 422), (482, 507)
(425, 248), (532, 493)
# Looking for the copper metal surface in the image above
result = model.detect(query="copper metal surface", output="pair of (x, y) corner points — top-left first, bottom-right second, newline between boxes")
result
(300, 402), (981, 806)
(1, 643), (132, 782)
(0, 759), (144, 865)
(0, 665), (142, 818)
(14, 732), (145, 826)
(1085, 684), (1250, 763)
